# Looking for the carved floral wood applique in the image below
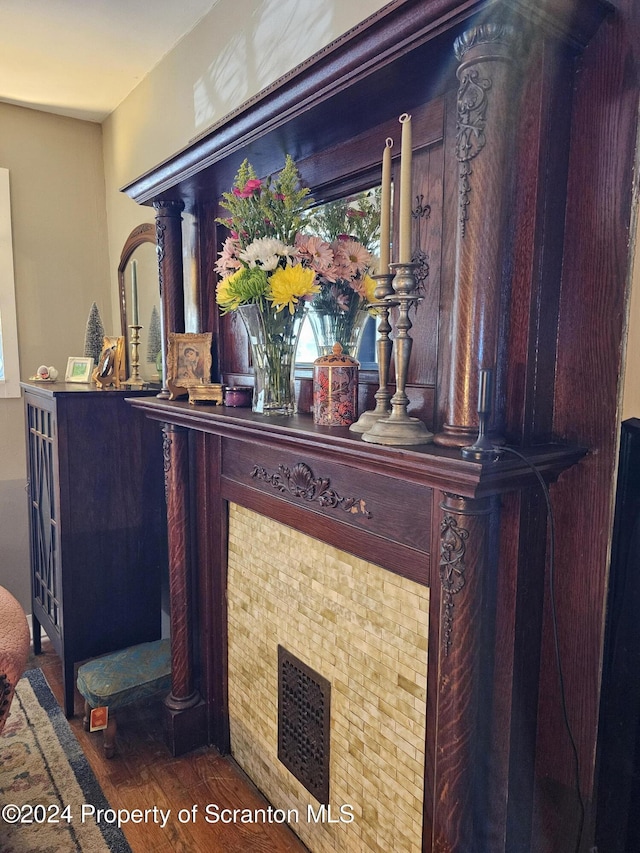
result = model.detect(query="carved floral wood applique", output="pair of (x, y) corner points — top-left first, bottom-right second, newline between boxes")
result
(439, 514), (469, 655)
(251, 461), (372, 519)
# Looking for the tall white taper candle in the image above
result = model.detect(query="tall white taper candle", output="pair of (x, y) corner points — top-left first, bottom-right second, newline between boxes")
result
(380, 138), (393, 274)
(398, 113), (412, 264)
(131, 259), (139, 326)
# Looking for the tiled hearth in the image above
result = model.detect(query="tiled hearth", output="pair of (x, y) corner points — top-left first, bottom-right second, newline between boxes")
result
(227, 504), (430, 852)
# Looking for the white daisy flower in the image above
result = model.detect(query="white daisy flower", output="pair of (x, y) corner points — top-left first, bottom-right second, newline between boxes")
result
(240, 237), (294, 271)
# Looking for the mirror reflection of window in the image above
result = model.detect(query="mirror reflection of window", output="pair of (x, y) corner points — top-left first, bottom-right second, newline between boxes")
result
(0, 167), (20, 397)
(297, 186), (382, 367)
(123, 241), (162, 383)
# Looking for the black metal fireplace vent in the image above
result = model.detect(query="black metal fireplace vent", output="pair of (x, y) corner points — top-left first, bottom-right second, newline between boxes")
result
(278, 645), (331, 804)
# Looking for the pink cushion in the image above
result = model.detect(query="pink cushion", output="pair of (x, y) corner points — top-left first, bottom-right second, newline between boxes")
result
(0, 586), (30, 735)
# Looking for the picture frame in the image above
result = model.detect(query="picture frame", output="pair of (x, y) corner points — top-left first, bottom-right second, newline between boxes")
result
(65, 356), (94, 383)
(92, 336), (126, 388)
(167, 332), (213, 400)
(102, 336), (126, 382)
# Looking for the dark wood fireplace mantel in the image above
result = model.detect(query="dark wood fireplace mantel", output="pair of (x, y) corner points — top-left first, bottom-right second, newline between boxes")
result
(122, 0), (638, 849)
(130, 394), (586, 852)
(131, 397), (586, 501)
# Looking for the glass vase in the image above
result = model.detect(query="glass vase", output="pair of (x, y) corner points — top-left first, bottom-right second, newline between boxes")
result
(307, 289), (370, 358)
(238, 301), (307, 415)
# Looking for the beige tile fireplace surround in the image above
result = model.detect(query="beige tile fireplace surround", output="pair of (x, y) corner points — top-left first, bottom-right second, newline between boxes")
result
(227, 504), (430, 852)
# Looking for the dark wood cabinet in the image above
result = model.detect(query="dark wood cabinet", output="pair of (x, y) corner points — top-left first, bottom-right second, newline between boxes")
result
(22, 381), (166, 716)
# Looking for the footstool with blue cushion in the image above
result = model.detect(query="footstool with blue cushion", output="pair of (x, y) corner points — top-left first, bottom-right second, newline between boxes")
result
(76, 638), (171, 758)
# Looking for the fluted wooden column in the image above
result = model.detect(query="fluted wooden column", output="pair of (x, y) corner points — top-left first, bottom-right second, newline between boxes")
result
(154, 199), (185, 398)
(435, 25), (521, 447)
(161, 423), (206, 755)
(431, 491), (499, 852)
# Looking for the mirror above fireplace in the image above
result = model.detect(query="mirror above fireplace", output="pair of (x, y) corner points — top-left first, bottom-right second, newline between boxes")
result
(118, 223), (162, 384)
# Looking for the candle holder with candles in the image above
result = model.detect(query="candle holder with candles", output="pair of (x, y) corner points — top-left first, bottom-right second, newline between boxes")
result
(124, 324), (146, 389)
(362, 114), (433, 445)
(350, 138), (395, 433)
(124, 258), (147, 389)
(349, 271), (395, 432)
(362, 262), (433, 445)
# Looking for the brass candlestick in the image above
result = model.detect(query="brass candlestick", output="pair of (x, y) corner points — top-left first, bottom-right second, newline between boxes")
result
(125, 324), (145, 389)
(350, 272), (395, 433)
(362, 262), (433, 445)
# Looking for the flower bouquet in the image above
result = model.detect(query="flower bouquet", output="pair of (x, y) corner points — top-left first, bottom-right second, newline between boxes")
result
(300, 190), (380, 357)
(215, 156), (320, 414)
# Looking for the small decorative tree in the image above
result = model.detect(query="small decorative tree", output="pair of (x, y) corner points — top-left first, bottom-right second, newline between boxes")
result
(84, 302), (104, 365)
(147, 305), (162, 375)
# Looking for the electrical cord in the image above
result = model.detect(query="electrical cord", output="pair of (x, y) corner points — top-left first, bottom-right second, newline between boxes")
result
(496, 445), (585, 853)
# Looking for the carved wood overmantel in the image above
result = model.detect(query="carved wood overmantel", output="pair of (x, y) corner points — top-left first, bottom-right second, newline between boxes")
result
(435, 23), (522, 447)
(122, 0), (638, 850)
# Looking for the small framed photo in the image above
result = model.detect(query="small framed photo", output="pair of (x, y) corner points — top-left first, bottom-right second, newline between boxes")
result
(102, 336), (126, 382)
(167, 332), (213, 400)
(65, 356), (94, 383)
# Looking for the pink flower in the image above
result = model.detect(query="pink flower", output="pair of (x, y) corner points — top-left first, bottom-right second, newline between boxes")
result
(333, 239), (371, 279)
(295, 234), (336, 279)
(329, 284), (351, 311)
(350, 278), (365, 297)
(232, 178), (262, 198)
(215, 236), (242, 276)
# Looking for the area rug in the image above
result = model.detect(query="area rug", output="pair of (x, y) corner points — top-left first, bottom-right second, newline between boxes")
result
(0, 668), (132, 852)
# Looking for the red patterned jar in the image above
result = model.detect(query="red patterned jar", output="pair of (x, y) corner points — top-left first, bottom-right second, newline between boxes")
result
(313, 343), (359, 426)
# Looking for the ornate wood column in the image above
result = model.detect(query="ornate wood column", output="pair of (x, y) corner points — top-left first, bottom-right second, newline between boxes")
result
(162, 423), (206, 755)
(154, 199), (185, 397)
(435, 24), (522, 447)
(430, 491), (500, 852)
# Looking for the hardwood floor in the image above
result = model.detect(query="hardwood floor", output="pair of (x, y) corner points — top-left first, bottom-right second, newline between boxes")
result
(26, 644), (308, 853)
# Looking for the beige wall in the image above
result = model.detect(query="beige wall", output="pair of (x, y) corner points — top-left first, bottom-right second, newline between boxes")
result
(0, 102), (111, 607)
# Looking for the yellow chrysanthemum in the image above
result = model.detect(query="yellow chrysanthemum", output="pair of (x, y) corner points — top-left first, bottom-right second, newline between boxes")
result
(267, 263), (319, 313)
(362, 274), (377, 303)
(216, 269), (246, 314)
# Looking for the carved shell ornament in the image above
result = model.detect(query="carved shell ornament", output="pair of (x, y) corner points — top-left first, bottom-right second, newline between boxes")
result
(251, 462), (371, 518)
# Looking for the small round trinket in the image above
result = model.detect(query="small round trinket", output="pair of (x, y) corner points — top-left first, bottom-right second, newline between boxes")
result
(224, 386), (252, 407)
(313, 343), (359, 426)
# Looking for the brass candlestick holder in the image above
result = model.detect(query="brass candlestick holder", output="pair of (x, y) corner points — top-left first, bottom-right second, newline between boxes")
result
(362, 262), (433, 446)
(350, 272), (395, 433)
(125, 324), (146, 390)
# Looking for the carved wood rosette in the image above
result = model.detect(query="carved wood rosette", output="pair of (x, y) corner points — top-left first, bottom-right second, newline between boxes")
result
(435, 23), (522, 448)
(432, 491), (497, 852)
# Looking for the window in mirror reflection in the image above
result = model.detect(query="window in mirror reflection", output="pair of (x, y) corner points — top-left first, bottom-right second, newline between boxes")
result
(123, 241), (162, 383)
(297, 186), (382, 366)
